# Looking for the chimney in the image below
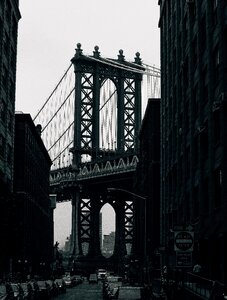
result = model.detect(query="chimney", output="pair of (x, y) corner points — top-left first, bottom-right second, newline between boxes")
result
(36, 124), (42, 136)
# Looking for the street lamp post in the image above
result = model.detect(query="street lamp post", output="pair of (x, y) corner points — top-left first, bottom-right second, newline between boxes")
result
(107, 187), (148, 284)
(107, 188), (146, 200)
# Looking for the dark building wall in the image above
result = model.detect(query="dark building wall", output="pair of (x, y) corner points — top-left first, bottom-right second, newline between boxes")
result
(134, 99), (160, 269)
(0, 0), (21, 190)
(0, 0), (21, 277)
(159, 0), (227, 282)
(13, 113), (53, 277)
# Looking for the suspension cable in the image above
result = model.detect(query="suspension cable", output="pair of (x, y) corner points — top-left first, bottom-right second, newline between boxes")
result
(99, 89), (117, 111)
(52, 141), (73, 164)
(41, 87), (75, 132)
(33, 63), (73, 122)
(47, 121), (74, 152)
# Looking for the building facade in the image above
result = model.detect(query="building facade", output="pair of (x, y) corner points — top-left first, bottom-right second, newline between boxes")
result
(159, 0), (227, 282)
(14, 113), (53, 278)
(0, 0), (21, 277)
(134, 98), (160, 281)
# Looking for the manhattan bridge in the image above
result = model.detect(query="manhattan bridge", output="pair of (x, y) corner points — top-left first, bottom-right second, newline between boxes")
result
(33, 43), (160, 272)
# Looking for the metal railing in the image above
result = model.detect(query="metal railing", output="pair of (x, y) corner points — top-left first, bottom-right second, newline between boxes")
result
(182, 272), (226, 300)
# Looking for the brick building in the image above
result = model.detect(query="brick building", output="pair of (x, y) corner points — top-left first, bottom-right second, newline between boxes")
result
(159, 0), (227, 282)
(0, 0), (21, 277)
(134, 98), (160, 280)
(14, 113), (53, 278)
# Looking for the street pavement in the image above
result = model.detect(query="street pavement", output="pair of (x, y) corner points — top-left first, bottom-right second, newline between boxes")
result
(54, 279), (103, 300)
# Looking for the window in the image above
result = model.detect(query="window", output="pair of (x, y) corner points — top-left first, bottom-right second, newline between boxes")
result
(213, 0), (218, 10)
(0, 100), (6, 122)
(2, 64), (8, 90)
(200, 16), (206, 52)
(10, 47), (16, 70)
(183, 15), (188, 47)
(185, 100), (190, 132)
(193, 186), (199, 218)
(12, 17), (18, 39)
(192, 85), (199, 119)
(183, 57), (189, 89)
(3, 31), (9, 58)
(193, 135), (199, 167)
(212, 0), (218, 26)
(192, 1), (196, 19)
(186, 146), (190, 178)
(213, 110), (220, 145)
(201, 67), (208, 104)
(5, 0), (11, 24)
(200, 121), (208, 161)
(0, 135), (5, 157)
(214, 168), (222, 207)
(7, 144), (12, 165)
(9, 79), (15, 102)
(202, 177), (209, 213)
(8, 111), (13, 132)
(213, 46), (220, 85)
(192, 37), (197, 69)
(0, 20), (3, 41)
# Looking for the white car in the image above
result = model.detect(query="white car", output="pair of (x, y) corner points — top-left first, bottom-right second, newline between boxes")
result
(62, 276), (72, 287)
(97, 269), (107, 280)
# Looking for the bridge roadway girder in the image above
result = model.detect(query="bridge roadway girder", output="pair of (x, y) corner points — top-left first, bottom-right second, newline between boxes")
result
(52, 168), (135, 274)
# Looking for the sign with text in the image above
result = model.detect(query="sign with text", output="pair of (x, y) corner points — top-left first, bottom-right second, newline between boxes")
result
(176, 252), (192, 267)
(174, 231), (194, 252)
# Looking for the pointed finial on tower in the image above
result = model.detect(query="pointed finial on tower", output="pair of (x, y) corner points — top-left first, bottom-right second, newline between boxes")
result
(134, 52), (142, 65)
(93, 45), (100, 58)
(118, 49), (125, 62)
(75, 43), (83, 58)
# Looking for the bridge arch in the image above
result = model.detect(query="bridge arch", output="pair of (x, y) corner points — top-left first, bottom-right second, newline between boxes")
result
(99, 78), (118, 151)
(100, 203), (116, 258)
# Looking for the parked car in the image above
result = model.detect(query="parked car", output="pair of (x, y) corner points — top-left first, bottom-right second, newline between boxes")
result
(54, 278), (66, 294)
(62, 276), (72, 288)
(74, 275), (83, 285)
(89, 274), (98, 284)
(10, 283), (24, 299)
(46, 280), (58, 297)
(97, 269), (107, 281)
(29, 281), (39, 299)
(20, 282), (34, 300)
(36, 281), (50, 299)
(0, 284), (8, 300)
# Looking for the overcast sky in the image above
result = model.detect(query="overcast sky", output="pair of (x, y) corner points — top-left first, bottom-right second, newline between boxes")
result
(16, 0), (160, 248)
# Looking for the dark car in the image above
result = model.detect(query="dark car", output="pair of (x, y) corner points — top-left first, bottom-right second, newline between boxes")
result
(74, 275), (83, 285)
(29, 281), (39, 300)
(46, 280), (57, 297)
(89, 274), (98, 284)
(36, 281), (50, 299)
(20, 283), (34, 300)
(54, 279), (66, 294)
(0, 284), (8, 300)
(10, 283), (24, 300)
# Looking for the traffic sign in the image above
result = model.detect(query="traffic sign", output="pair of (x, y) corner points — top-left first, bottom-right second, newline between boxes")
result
(176, 252), (192, 267)
(174, 231), (194, 252)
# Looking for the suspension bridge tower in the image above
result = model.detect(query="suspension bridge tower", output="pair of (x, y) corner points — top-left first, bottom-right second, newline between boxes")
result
(34, 43), (160, 274)
(68, 43), (144, 273)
